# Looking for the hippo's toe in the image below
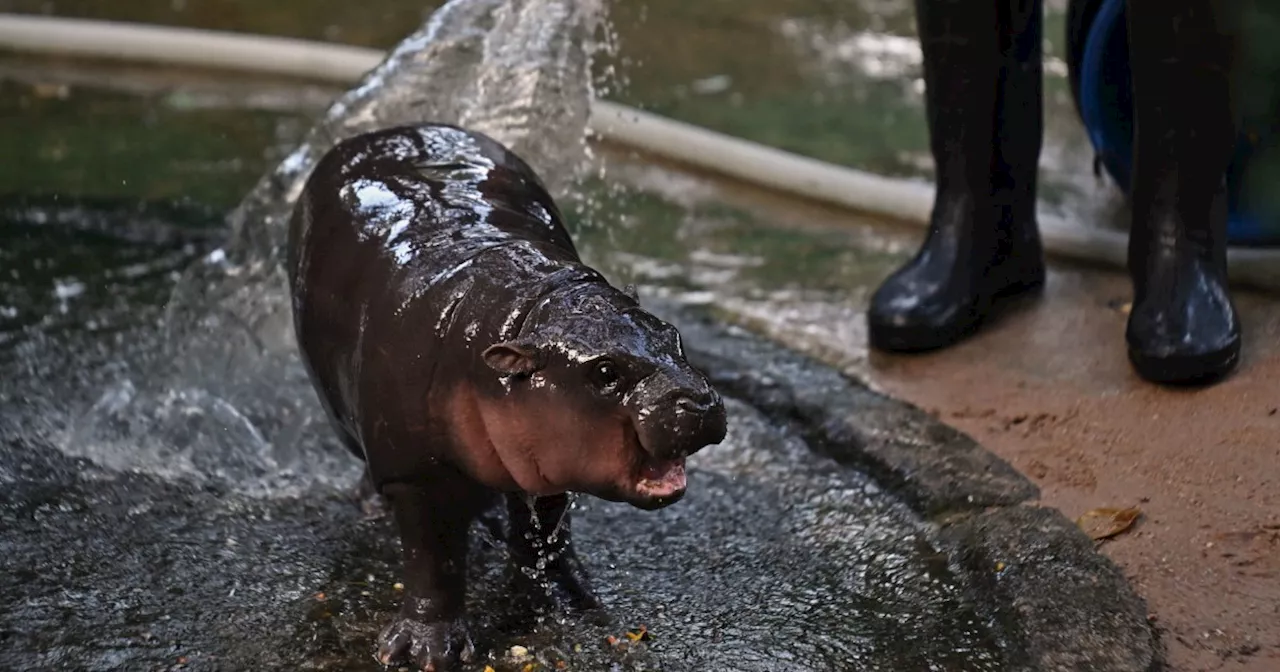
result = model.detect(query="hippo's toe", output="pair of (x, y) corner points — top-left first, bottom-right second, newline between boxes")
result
(376, 615), (473, 671)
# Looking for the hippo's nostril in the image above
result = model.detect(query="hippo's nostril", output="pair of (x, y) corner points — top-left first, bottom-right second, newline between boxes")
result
(675, 397), (701, 412)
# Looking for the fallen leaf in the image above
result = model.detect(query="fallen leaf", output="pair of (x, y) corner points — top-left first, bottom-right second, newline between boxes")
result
(1105, 298), (1132, 315)
(1077, 507), (1141, 541)
(484, 667), (496, 672)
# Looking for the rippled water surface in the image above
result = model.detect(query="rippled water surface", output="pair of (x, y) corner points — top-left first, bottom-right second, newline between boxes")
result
(2, 0), (1026, 669)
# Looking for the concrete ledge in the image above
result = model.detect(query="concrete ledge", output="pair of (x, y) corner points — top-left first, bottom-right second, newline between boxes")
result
(657, 303), (1040, 517)
(649, 298), (1157, 672)
(940, 505), (1157, 672)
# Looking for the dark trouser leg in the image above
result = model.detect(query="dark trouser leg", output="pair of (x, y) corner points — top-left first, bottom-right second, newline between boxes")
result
(1125, 0), (1243, 384)
(867, 0), (1045, 352)
(377, 480), (481, 671)
(506, 492), (600, 613)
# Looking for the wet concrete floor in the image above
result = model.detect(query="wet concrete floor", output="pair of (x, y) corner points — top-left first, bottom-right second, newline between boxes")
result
(1, 345), (1007, 671)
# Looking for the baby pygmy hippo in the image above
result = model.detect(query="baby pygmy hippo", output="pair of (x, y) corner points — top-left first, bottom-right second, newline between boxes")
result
(287, 124), (728, 670)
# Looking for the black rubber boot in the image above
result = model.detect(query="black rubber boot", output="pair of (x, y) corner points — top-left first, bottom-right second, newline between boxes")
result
(1124, 0), (1242, 384)
(867, 0), (1045, 352)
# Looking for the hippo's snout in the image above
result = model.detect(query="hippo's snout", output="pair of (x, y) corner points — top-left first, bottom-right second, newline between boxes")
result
(675, 397), (701, 413)
(668, 389), (727, 455)
(631, 373), (728, 461)
(674, 389), (720, 415)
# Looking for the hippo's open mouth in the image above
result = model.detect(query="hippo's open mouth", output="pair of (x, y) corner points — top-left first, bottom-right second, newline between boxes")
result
(635, 455), (687, 500)
(626, 422), (688, 508)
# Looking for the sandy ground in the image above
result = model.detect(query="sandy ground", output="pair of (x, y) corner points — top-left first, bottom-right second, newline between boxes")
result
(865, 263), (1280, 672)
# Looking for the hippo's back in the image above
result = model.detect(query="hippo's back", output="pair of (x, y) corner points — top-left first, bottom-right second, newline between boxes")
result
(287, 124), (596, 461)
(288, 124), (579, 281)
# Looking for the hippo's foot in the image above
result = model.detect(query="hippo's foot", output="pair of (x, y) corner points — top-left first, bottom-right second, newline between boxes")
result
(376, 480), (483, 669)
(376, 613), (474, 671)
(505, 493), (604, 619)
(509, 544), (603, 614)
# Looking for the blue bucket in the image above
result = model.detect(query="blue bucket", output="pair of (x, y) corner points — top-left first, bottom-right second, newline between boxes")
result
(1072, 0), (1279, 245)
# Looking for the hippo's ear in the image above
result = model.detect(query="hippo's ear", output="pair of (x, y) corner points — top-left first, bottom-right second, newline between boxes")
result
(622, 284), (640, 304)
(482, 341), (542, 377)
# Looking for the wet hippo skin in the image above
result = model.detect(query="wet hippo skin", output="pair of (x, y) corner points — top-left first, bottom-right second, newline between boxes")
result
(868, 0), (1244, 385)
(287, 124), (728, 670)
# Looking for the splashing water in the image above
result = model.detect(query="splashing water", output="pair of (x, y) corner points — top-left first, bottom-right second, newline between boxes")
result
(514, 490), (579, 613)
(227, 0), (606, 257)
(65, 0), (609, 497)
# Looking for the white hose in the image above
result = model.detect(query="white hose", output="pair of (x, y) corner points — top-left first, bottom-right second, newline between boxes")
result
(2, 13), (1278, 292)
(0, 14), (379, 81)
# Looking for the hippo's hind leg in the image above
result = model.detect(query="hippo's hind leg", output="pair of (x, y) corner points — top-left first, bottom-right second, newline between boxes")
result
(354, 468), (390, 520)
(322, 418), (388, 519)
(505, 493), (602, 615)
(377, 475), (487, 671)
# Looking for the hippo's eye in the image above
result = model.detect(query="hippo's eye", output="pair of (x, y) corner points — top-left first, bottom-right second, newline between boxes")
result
(590, 359), (621, 393)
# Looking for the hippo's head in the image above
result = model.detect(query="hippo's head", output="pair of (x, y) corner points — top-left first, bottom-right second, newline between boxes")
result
(477, 288), (727, 510)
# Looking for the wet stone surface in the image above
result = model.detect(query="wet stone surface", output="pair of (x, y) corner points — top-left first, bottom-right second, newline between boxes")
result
(647, 300), (1041, 517)
(938, 505), (1155, 672)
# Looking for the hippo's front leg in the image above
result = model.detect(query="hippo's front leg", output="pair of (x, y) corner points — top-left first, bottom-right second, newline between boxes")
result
(506, 493), (602, 614)
(377, 480), (479, 671)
